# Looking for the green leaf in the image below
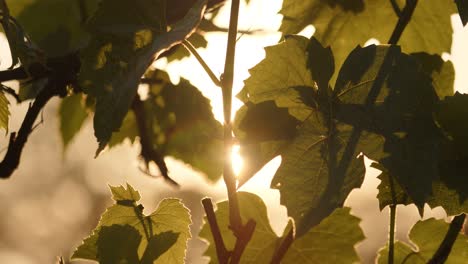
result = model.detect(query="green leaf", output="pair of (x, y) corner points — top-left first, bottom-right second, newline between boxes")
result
(236, 38), (394, 236)
(95, 224), (141, 264)
(455, 0), (468, 26)
(237, 35), (315, 121)
(80, 0), (207, 154)
(108, 110), (138, 148)
(6, 0), (99, 56)
(0, 90), (9, 133)
(199, 192), (364, 263)
(411, 53), (455, 99)
(109, 69), (223, 181)
(72, 184), (192, 264)
(59, 93), (89, 149)
(282, 207), (364, 263)
(280, 0), (456, 69)
(377, 218), (468, 263)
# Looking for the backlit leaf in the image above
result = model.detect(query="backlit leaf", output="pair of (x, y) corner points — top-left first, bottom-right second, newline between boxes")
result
(199, 192), (364, 264)
(280, 0), (456, 69)
(377, 218), (468, 263)
(72, 184), (191, 264)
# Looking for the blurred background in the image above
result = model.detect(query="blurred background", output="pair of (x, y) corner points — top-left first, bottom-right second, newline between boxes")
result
(0, 0), (467, 263)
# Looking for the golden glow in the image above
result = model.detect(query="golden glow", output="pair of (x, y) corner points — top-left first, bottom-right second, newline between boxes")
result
(231, 145), (244, 176)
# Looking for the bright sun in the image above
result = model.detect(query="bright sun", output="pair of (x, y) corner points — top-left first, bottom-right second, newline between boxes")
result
(231, 145), (244, 177)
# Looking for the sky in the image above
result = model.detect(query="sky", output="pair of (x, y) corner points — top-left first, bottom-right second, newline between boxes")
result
(0, 0), (467, 263)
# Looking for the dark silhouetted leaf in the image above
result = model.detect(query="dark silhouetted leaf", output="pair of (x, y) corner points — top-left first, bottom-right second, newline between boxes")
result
(377, 218), (468, 263)
(79, 0), (207, 154)
(6, 0), (99, 55)
(59, 94), (89, 149)
(411, 52), (455, 99)
(455, 0), (468, 26)
(199, 192), (364, 264)
(72, 184), (191, 264)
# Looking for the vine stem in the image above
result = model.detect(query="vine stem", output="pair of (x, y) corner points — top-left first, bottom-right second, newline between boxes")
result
(202, 198), (230, 264)
(222, 0), (242, 234)
(386, 1), (418, 263)
(388, 204), (396, 264)
(428, 214), (466, 264)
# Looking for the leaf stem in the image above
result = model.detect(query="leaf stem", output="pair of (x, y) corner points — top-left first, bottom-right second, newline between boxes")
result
(427, 214), (466, 264)
(182, 40), (221, 87)
(202, 198), (231, 264)
(222, 0), (242, 234)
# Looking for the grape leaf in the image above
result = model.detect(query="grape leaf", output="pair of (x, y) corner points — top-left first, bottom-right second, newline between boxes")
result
(79, 0), (207, 154)
(107, 69), (223, 181)
(411, 53), (455, 99)
(108, 110), (139, 148)
(377, 218), (468, 263)
(282, 207), (364, 263)
(59, 93), (89, 149)
(72, 184), (191, 264)
(0, 90), (9, 133)
(199, 192), (364, 263)
(280, 0), (456, 69)
(6, 0), (99, 56)
(455, 0), (468, 26)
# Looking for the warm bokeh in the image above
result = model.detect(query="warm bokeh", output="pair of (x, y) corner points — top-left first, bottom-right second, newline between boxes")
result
(0, 1), (467, 263)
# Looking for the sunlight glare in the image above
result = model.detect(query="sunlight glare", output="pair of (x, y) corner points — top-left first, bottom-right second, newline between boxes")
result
(231, 145), (244, 176)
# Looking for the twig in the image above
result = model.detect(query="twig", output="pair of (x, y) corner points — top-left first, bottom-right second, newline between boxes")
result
(1, 84), (20, 103)
(428, 214), (466, 264)
(390, 0), (402, 17)
(270, 229), (294, 264)
(230, 219), (256, 264)
(221, 0), (242, 234)
(182, 40), (221, 87)
(131, 94), (179, 187)
(0, 67), (29, 83)
(0, 79), (61, 178)
(388, 0), (418, 45)
(202, 198), (231, 264)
